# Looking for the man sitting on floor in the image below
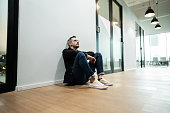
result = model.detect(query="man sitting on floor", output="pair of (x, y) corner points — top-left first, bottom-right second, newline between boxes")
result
(62, 36), (112, 89)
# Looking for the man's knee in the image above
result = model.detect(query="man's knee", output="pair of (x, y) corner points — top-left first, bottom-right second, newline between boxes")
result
(95, 52), (102, 57)
(77, 52), (86, 57)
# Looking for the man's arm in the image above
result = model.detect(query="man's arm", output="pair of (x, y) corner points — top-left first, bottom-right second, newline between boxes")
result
(82, 51), (96, 64)
(62, 49), (88, 60)
(85, 51), (94, 57)
(63, 49), (95, 63)
(87, 55), (96, 64)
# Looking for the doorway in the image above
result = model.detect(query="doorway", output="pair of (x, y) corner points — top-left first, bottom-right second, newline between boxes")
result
(96, 0), (124, 73)
(0, 0), (18, 93)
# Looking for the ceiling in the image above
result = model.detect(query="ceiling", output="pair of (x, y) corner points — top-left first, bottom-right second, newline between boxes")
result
(123, 0), (170, 35)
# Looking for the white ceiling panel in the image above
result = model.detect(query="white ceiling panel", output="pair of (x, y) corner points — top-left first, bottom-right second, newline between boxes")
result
(123, 0), (149, 7)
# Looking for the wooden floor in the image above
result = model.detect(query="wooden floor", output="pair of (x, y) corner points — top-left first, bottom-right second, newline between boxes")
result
(1, 67), (170, 113)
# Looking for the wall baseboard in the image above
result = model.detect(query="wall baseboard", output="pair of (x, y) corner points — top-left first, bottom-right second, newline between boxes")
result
(15, 79), (63, 91)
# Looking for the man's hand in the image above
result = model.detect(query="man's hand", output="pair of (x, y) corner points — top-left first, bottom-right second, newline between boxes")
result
(87, 55), (96, 64)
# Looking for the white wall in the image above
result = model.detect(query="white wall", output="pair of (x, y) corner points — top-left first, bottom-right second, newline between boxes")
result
(17, 0), (96, 90)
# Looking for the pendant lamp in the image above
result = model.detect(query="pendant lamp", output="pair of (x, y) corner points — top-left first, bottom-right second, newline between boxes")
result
(155, 23), (161, 29)
(154, 1), (161, 29)
(145, 0), (155, 17)
(151, 1), (159, 24)
(151, 16), (159, 24)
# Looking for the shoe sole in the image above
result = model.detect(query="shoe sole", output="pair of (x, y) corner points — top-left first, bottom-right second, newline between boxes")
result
(89, 85), (108, 90)
(104, 83), (113, 86)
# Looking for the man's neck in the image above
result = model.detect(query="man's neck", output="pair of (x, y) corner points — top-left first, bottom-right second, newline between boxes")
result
(70, 46), (77, 50)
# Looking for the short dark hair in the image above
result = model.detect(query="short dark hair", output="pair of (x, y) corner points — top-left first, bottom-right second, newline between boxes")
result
(67, 36), (76, 46)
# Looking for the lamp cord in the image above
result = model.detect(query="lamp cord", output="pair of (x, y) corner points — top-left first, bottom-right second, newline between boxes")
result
(156, 1), (158, 17)
(153, 0), (155, 11)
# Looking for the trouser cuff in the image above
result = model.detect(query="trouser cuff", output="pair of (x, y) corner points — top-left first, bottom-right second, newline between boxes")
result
(97, 72), (104, 76)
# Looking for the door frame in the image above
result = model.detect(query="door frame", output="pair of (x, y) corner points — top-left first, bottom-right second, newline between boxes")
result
(0, 0), (19, 93)
(136, 24), (145, 68)
(96, 0), (124, 74)
(139, 26), (145, 68)
(142, 28), (145, 67)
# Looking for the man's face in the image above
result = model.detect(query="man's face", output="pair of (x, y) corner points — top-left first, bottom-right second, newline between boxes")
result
(69, 37), (79, 49)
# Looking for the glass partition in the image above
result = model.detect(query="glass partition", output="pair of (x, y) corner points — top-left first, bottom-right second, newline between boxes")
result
(112, 1), (122, 71)
(96, 0), (123, 73)
(144, 33), (170, 67)
(97, 0), (111, 72)
(0, 0), (18, 93)
(0, 0), (8, 84)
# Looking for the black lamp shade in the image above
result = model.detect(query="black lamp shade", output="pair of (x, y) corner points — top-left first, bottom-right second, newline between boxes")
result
(155, 23), (161, 29)
(145, 7), (155, 17)
(151, 16), (159, 24)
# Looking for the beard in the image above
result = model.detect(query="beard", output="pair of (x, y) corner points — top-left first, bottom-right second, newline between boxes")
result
(73, 45), (79, 49)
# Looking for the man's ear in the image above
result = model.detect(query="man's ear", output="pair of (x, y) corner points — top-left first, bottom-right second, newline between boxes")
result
(68, 42), (71, 46)
(68, 41), (72, 46)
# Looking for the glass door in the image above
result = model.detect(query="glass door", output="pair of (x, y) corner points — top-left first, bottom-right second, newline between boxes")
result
(112, 0), (123, 72)
(0, 0), (18, 93)
(96, 0), (112, 73)
(96, 0), (123, 73)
